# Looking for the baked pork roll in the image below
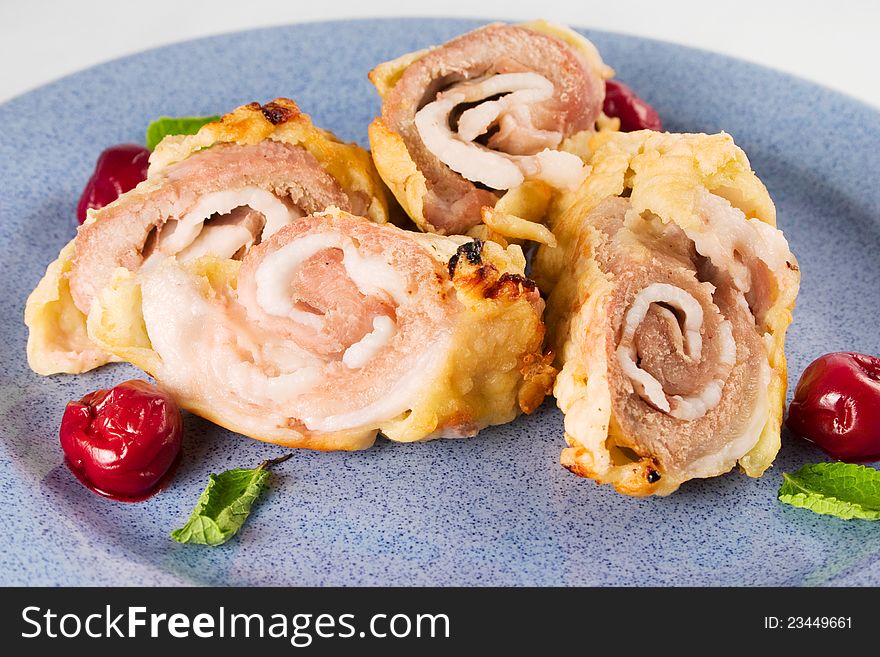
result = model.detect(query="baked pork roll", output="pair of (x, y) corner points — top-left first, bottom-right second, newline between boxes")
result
(535, 131), (799, 495)
(368, 20), (611, 240)
(25, 99), (389, 375)
(86, 208), (554, 451)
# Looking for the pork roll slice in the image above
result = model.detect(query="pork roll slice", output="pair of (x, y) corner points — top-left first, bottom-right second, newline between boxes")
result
(368, 20), (611, 239)
(86, 208), (555, 450)
(25, 99), (389, 375)
(534, 131), (799, 495)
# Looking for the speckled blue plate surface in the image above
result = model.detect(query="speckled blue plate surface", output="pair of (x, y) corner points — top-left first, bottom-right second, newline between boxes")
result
(1, 18), (879, 586)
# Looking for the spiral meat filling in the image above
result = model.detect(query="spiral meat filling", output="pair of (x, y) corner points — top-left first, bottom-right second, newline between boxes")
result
(87, 208), (554, 451)
(583, 197), (771, 479)
(414, 72), (588, 191)
(369, 21), (608, 234)
(615, 282), (736, 421)
(145, 215), (454, 437)
(537, 131), (800, 495)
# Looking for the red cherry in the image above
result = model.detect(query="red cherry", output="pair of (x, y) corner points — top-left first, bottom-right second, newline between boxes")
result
(76, 144), (150, 224)
(603, 80), (663, 132)
(786, 352), (880, 462)
(60, 380), (183, 501)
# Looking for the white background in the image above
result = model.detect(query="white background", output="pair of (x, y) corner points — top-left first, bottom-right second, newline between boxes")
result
(1, 0), (878, 108)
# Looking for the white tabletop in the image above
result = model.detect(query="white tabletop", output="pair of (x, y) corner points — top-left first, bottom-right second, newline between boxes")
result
(1, 0), (878, 109)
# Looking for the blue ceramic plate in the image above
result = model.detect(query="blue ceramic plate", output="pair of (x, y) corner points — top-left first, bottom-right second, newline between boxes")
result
(2, 18), (879, 586)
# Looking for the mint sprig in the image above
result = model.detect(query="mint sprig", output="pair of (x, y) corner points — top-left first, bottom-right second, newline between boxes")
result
(778, 462), (880, 520)
(146, 115), (219, 150)
(171, 454), (292, 546)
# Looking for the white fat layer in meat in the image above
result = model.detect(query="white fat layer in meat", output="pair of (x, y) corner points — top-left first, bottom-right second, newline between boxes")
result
(139, 263), (321, 420)
(175, 223), (254, 261)
(299, 334), (451, 433)
(417, 95), (523, 189)
(668, 320), (736, 421)
(209, 332), (321, 407)
(156, 187), (299, 257)
(454, 74), (560, 143)
(255, 232), (409, 331)
(414, 72), (587, 191)
(690, 190), (792, 294)
(616, 283), (735, 420)
(621, 283), (704, 358)
(139, 260), (447, 434)
(255, 233), (343, 330)
(339, 243), (410, 305)
(617, 347), (670, 412)
(342, 315), (396, 369)
(681, 358), (771, 479)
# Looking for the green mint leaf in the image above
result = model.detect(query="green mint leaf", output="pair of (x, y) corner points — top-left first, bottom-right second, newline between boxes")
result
(171, 454), (292, 546)
(778, 462), (880, 520)
(145, 115), (219, 150)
